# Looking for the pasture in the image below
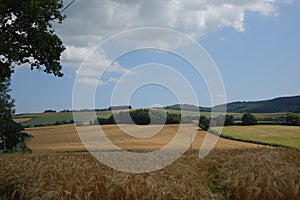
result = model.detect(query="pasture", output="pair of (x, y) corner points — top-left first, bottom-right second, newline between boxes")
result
(215, 125), (300, 148)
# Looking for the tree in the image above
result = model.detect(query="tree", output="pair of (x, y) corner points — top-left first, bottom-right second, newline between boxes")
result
(199, 115), (210, 131)
(241, 113), (257, 125)
(0, 77), (14, 150)
(1, 0), (65, 79)
(210, 115), (234, 127)
(0, 77), (26, 151)
(286, 114), (300, 125)
(224, 115), (234, 126)
(0, 1), (65, 151)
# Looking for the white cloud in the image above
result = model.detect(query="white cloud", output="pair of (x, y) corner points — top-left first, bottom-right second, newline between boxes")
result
(57, 0), (289, 45)
(78, 76), (118, 86)
(56, 0), (291, 85)
(62, 45), (129, 85)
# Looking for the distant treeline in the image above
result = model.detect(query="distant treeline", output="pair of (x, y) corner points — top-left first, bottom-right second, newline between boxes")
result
(166, 96), (300, 113)
(199, 113), (300, 131)
(23, 120), (75, 128)
(44, 105), (132, 113)
(84, 109), (181, 126)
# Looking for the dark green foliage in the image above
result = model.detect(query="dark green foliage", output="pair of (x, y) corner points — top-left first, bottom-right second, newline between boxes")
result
(224, 115), (234, 126)
(107, 105), (132, 110)
(214, 96), (300, 113)
(285, 114), (300, 125)
(96, 109), (181, 125)
(44, 110), (57, 113)
(0, 78), (28, 151)
(210, 115), (235, 127)
(199, 115), (210, 131)
(0, 0), (65, 78)
(241, 113), (257, 125)
(0, 0), (65, 151)
(165, 113), (181, 124)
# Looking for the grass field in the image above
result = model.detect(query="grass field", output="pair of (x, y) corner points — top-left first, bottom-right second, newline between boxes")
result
(214, 125), (300, 148)
(15, 111), (113, 127)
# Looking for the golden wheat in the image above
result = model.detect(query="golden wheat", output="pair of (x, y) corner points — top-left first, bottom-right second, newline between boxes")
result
(0, 148), (299, 199)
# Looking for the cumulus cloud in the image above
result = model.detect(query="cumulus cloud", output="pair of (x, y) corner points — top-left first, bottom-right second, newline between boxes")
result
(57, 0), (291, 85)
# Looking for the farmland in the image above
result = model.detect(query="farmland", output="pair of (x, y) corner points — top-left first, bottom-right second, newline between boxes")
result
(25, 124), (265, 153)
(1, 147), (299, 199)
(13, 110), (294, 127)
(2, 118), (300, 199)
(214, 125), (300, 148)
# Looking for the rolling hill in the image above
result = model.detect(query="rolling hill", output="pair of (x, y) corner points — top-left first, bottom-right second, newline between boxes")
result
(165, 95), (300, 113)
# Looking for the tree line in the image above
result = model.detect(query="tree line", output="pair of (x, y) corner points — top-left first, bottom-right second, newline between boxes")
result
(91, 109), (181, 125)
(199, 113), (300, 131)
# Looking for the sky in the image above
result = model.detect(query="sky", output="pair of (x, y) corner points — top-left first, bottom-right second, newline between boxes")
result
(10, 0), (300, 114)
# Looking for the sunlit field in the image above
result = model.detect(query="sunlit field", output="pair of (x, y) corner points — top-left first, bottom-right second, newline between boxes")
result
(1, 124), (299, 199)
(215, 125), (300, 148)
(1, 148), (299, 199)
(25, 124), (264, 153)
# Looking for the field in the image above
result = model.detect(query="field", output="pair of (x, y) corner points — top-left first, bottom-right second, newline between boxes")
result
(25, 124), (265, 153)
(14, 110), (293, 127)
(1, 148), (299, 199)
(1, 124), (300, 199)
(214, 125), (300, 148)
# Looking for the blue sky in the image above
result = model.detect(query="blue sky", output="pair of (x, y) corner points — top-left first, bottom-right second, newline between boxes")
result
(11, 0), (300, 113)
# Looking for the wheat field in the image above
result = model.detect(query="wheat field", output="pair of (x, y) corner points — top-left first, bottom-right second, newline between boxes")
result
(0, 148), (299, 199)
(26, 124), (264, 153)
(1, 124), (299, 199)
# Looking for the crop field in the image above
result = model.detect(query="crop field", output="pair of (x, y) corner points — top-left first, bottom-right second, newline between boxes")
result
(215, 125), (300, 148)
(1, 124), (300, 199)
(1, 147), (299, 199)
(4, 123), (300, 200)
(25, 124), (265, 153)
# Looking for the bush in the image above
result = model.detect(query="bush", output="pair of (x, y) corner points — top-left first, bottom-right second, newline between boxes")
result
(199, 115), (210, 131)
(285, 114), (300, 125)
(210, 115), (235, 127)
(241, 113), (257, 125)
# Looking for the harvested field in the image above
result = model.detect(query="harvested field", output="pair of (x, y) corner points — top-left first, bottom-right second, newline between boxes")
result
(26, 124), (264, 153)
(13, 118), (32, 123)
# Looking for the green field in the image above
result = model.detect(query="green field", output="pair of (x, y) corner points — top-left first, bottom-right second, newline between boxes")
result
(15, 111), (113, 127)
(14, 110), (294, 127)
(214, 125), (300, 148)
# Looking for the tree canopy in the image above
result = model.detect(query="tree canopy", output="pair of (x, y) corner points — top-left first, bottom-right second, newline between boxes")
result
(0, 0), (65, 151)
(241, 113), (257, 125)
(0, 0), (65, 79)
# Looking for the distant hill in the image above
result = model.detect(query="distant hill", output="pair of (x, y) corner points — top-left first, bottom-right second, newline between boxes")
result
(164, 104), (211, 112)
(165, 95), (300, 113)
